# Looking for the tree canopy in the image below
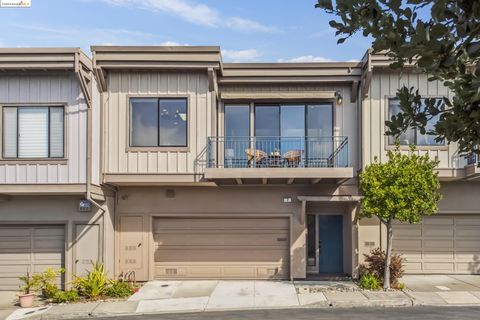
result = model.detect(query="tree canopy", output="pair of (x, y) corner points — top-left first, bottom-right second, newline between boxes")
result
(360, 147), (441, 224)
(316, 0), (480, 156)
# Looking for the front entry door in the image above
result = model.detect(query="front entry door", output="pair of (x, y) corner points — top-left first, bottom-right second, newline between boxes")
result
(318, 215), (343, 274)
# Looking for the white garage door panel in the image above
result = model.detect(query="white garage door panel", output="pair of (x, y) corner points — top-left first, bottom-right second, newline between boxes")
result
(0, 225), (65, 291)
(393, 215), (480, 274)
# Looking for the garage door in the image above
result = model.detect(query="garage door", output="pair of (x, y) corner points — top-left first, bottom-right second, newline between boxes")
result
(153, 217), (290, 279)
(0, 225), (65, 290)
(393, 215), (480, 274)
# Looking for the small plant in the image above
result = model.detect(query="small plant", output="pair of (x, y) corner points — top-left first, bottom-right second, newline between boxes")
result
(33, 267), (65, 299)
(19, 272), (39, 294)
(52, 290), (79, 303)
(363, 248), (405, 289)
(397, 283), (406, 291)
(105, 280), (135, 298)
(73, 263), (108, 300)
(358, 273), (381, 290)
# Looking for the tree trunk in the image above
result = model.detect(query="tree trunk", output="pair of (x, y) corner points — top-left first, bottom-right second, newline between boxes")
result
(383, 217), (393, 290)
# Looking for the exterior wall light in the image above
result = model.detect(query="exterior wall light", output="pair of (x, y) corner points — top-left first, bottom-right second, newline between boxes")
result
(336, 91), (343, 105)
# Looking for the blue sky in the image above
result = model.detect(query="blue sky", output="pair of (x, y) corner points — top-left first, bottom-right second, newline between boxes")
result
(0, 0), (370, 62)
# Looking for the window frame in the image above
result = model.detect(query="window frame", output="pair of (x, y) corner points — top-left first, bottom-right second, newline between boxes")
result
(385, 96), (447, 150)
(127, 95), (189, 152)
(1, 104), (66, 160)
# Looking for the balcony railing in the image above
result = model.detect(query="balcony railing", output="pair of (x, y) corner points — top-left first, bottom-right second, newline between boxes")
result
(205, 136), (349, 169)
(466, 153), (479, 166)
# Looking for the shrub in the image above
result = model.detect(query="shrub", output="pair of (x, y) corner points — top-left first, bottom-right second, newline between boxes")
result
(18, 272), (40, 294)
(105, 281), (135, 298)
(363, 248), (405, 289)
(33, 268), (65, 299)
(52, 290), (79, 303)
(358, 273), (381, 290)
(73, 263), (108, 300)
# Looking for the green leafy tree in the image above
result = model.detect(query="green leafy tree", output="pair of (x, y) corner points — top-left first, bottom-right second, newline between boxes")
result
(316, 0), (480, 156)
(359, 145), (441, 289)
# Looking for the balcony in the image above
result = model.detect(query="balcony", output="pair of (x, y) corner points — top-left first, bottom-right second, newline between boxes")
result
(201, 136), (353, 185)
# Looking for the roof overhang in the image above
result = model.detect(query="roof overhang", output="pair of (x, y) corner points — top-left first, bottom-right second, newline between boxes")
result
(91, 46), (223, 92)
(0, 48), (93, 107)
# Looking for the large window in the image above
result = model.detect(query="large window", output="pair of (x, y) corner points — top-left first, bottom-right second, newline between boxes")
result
(388, 98), (443, 146)
(224, 105), (250, 167)
(2, 106), (64, 158)
(130, 98), (188, 147)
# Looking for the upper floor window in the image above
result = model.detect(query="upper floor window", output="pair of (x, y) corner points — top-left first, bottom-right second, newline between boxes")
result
(130, 98), (188, 147)
(388, 98), (444, 146)
(2, 106), (64, 159)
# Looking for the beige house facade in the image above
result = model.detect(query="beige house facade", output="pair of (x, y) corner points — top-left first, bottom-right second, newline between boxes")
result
(0, 49), (115, 290)
(0, 46), (479, 290)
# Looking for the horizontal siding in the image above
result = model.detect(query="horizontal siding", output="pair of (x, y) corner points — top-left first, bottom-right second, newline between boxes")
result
(105, 71), (210, 174)
(362, 71), (464, 169)
(0, 72), (87, 184)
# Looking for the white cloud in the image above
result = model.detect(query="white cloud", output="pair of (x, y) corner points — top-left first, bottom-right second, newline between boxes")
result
(222, 49), (261, 62)
(10, 23), (161, 53)
(311, 27), (336, 38)
(277, 55), (337, 63)
(96, 0), (278, 32)
(225, 17), (278, 33)
(159, 41), (189, 46)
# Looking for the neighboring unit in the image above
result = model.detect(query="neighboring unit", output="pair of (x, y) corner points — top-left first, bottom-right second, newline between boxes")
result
(0, 48), (114, 290)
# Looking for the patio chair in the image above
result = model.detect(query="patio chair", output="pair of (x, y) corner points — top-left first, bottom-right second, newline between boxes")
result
(245, 148), (267, 167)
(283, 149), (304, 167)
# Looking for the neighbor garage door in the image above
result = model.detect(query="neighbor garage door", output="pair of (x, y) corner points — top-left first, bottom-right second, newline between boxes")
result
(153, 217), (290, 279)
(0, 225), (65, 290)
(393, 215), (480, 274)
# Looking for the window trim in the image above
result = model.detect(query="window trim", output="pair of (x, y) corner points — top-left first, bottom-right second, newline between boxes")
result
(126, 94), (190, 152)
(384, 96), (448, 151)
(1, 104), (67, 161)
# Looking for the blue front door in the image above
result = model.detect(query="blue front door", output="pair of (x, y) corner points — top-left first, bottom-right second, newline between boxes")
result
(318, 215), (343, 274)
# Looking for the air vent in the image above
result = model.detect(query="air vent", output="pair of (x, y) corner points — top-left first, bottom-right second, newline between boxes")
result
(165, 268), (178, 275)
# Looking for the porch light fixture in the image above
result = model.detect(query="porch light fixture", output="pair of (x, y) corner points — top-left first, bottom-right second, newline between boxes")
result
(335, 91), (343, 105)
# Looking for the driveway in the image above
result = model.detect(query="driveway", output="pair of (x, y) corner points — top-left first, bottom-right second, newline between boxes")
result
(128, 280), (305, 313)
(402, 275), (480, 292)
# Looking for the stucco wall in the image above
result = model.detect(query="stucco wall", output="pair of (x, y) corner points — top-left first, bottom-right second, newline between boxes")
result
(0, 195), (115, 284)
(116, 184), (359, 280)
(0, 72), (88, 184)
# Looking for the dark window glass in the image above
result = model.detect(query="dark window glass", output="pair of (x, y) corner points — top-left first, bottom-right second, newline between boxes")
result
(225, 105), (250, 137)
(225, 105), (250, 167)
(130, 98), (158, 147)
(130, 98), (188, 147)
(388, 98), (443, 146)
(281, 105), (305, 154)
(255, 106), (280, 156)
(159, 99), (187, 146)
(306, 104), (333, 137)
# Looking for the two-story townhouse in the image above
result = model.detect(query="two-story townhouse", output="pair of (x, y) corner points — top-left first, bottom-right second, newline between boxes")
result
(358, 50), (480, 275)
(0, 49), (115, 290)
(92, 46), (362, 281)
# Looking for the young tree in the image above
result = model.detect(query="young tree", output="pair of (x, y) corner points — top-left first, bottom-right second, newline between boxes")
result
(359, 146), (441, 289)
(316, 0), (480, 156)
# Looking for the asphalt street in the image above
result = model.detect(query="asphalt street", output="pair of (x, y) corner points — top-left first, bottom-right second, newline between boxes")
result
(79, 306), (480, 320)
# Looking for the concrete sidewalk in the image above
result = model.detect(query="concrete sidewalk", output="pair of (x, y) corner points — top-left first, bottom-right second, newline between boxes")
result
(5, 278), (480, 319)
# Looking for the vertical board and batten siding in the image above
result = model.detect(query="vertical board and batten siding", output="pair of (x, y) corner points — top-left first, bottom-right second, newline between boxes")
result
(219, 84), (359, 171)
(362, 71), (462, 169)
(105, 71), (210, 174)
(0, 73), (87, 184)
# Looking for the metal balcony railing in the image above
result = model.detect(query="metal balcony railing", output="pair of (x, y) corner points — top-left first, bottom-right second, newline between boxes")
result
(205, 136), (349, 169)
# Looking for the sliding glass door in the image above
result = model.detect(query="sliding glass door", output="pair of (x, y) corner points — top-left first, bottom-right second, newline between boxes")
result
(224, 105), (250, 167)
